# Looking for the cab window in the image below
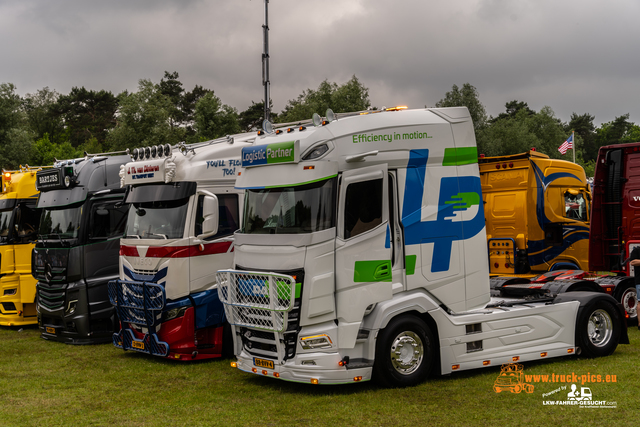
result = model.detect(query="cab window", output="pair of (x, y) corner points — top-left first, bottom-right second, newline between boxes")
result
(564, 190), (588, 221)
(195, 194), (239, 240)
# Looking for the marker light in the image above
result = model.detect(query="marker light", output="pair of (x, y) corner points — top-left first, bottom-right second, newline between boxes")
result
(353, 376), (363, 382)
(385, 106), (408, 111)
(273, 372), (280, 378)
(275, 129), (283, 135)
(452, 365), (460, 371)
(252, 368), (258, 373)
(567, 348), (574, 354)
(262, 370), (268, 376)
(230, 361), (238, 368)
(512, 356), (520, 362)
(311, 378), (319, 385)
(483, 360), (491, 366)
(3, 172), (10, 180)
(299, 126), (307, 131)
(287, 128), (294, 133)
(303, 166), (315, 170)
(540, 352), (548, 358)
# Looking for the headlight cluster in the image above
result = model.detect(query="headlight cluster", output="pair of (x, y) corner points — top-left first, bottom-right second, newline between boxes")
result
(162, 306), (188, 322)
(131, 144), (172, 161)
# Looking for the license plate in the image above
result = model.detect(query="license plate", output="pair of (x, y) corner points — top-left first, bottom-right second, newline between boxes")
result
(46, 327), (55, 334)
(254, 357), (274, 369)
(132, 341), (145, 350)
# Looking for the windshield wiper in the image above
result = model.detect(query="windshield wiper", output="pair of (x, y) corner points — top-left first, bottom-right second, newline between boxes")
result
(38, 233), (70, 247)
(146, 233), (168, 239)
(124, 234), (141, 239)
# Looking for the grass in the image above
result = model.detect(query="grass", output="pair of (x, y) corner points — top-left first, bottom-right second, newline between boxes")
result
(0, 325), (638, 427)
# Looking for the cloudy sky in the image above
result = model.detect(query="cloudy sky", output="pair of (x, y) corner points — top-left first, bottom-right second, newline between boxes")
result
(1, 0), (639, 126)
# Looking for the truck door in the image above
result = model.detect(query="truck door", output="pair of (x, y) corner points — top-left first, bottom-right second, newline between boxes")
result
(335, 164), (392, 347)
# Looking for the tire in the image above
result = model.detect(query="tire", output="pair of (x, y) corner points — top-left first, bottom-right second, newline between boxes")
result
(373, 315), (435, 387)
(576, 299), (621, 358)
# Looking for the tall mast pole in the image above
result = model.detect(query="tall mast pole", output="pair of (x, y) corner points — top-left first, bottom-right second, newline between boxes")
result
(262, 0), (270, 122)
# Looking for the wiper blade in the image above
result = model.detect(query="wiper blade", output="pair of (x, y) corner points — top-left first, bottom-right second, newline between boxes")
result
(124, 234), (141, 239)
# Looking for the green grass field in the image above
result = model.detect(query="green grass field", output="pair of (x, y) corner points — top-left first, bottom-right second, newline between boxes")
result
(0, 325), (637, 427)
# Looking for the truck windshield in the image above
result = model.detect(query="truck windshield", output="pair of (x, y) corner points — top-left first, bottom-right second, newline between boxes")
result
(243, 177), (336, 234)
(0, 209), (12, 243)
(125, 198), (189, 239)
(39, 206), (82, 239)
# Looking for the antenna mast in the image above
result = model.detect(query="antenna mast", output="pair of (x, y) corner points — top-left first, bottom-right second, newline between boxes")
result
(262, 0), (270, 121)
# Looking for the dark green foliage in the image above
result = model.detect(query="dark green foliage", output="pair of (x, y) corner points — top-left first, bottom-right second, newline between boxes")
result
(53, 87), (118, 148)
(435, 83), (488, 130)
(278, 75), (370, 123)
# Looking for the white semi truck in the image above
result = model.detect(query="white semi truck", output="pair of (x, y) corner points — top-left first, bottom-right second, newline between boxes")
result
(108, 135), (254, 361)
(217, 107), (628, 386)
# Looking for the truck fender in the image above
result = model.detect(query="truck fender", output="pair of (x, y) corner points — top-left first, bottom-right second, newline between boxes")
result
(541, 279), (604, 296)
(552, 292), (629, 345)
(360, 289), (440, 332)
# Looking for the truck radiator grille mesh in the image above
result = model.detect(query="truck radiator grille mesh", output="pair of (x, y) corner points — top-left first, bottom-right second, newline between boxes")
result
(217, 270), (296, 333)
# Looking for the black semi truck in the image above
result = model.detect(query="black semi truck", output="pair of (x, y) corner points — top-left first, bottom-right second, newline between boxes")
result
(33, 153), (130, 344)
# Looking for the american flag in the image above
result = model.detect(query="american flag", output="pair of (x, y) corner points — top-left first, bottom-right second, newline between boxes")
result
(558, 133), (574, 155)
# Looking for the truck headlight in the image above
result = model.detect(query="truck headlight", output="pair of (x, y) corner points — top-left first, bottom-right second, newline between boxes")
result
(300, 334), (333, 350)
(163, 306), (188, 322)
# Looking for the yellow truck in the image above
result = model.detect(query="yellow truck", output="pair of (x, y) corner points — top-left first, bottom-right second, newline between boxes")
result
(0, 166), (44, 326)
(479, 150), (590, 276)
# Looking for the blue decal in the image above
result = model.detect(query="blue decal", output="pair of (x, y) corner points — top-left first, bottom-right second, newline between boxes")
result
(401, 149), (485, 272)
(385, 224), (391, 249)
(123, 265), (167, 283)
(242, 146), (268, 167)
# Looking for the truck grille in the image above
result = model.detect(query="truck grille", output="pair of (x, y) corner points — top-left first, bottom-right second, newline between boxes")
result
(108, 280), (165, 327)
(37, 282), (67, 311)
(217, 269), (302, 361)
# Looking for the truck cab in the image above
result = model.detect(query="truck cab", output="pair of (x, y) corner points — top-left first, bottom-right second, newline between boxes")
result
(0, 167), (44, 326)
(479, 150), (590, 276)
(33, 154), (130, 344)
(109, 136), (253, 361)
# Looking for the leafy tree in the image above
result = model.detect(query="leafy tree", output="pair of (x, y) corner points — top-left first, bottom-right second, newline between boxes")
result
(477, 106), (568, 159)
(0, 83), (33, 169)
(106, 80), (175, 151)
(194, 92), (241, 140)
(23, 87), (66, 144)
(31, 133), (82, 166)
(278, 75), (370, 123)
(595, 114), (633, 149)
(490, 100), (536, 123)
(620, 124), (640, 145)
(435, 83), (488, 130)
(54, 87), (118, 148)
(239, 100), (277, 132)
(568, 113), (597, 163)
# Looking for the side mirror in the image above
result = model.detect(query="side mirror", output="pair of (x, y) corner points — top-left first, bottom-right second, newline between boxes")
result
(197, 194), (219, 240)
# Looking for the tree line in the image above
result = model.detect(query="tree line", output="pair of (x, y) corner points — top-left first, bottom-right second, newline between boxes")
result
(1, 75), (638, 176)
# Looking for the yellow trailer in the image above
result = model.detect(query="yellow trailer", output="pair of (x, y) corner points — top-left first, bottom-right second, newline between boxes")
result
(0, 166), (45, 326)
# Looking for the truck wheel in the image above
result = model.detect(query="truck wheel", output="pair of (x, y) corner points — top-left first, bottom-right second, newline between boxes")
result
(617, 285), (638, 324)
(576, 300), (620, 358)
(373, 315), (434, 387)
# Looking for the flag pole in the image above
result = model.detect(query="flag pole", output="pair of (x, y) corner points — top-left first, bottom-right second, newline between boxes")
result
(572, 130), (575, 163)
